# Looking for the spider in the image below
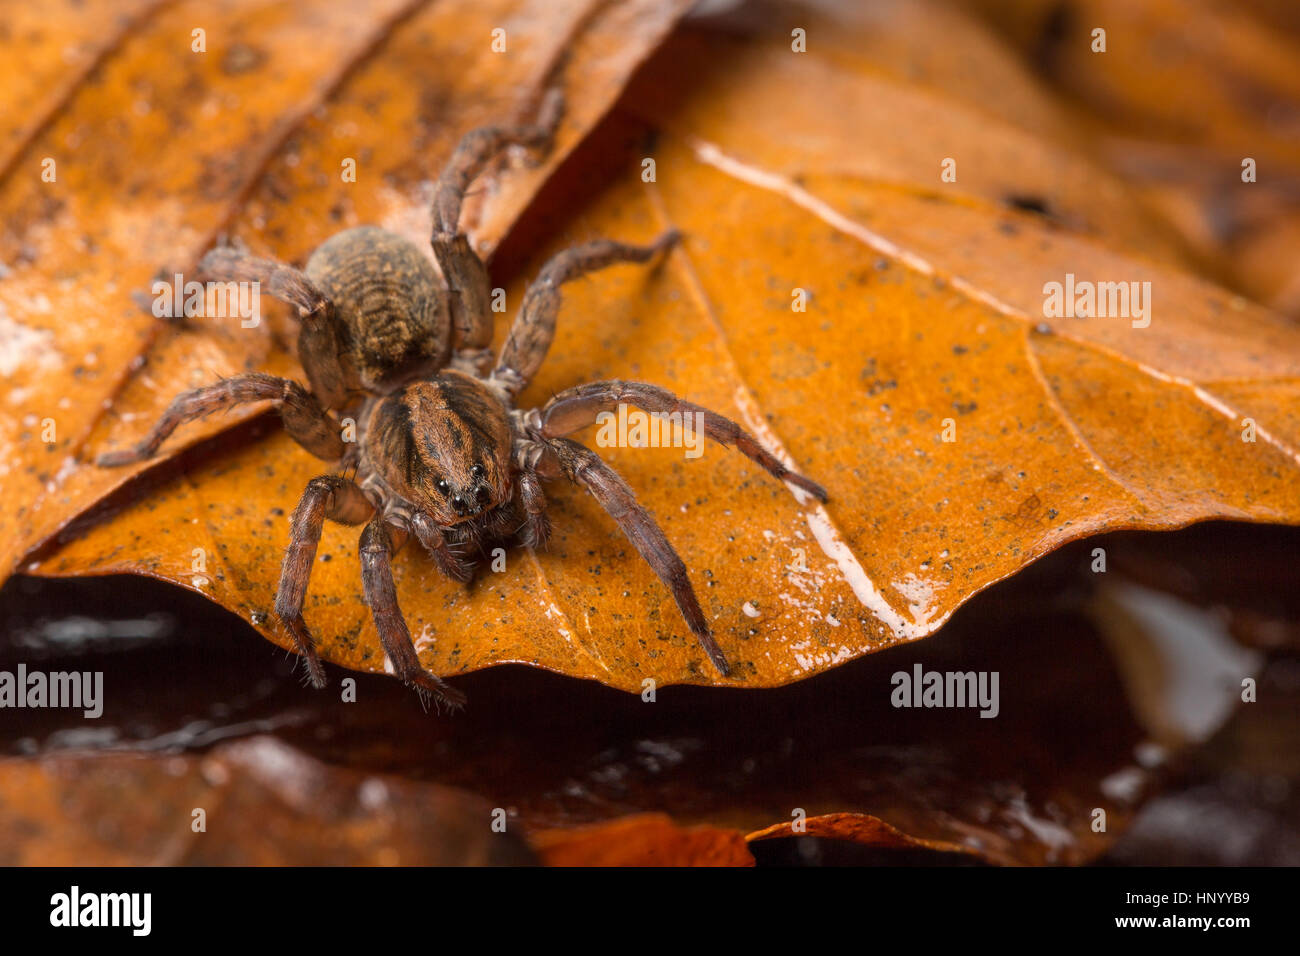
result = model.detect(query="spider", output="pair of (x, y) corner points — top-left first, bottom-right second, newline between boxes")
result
(98, 90), (827, 709)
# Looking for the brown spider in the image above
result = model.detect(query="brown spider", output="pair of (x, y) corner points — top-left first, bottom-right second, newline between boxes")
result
(98, 90), (826, 709)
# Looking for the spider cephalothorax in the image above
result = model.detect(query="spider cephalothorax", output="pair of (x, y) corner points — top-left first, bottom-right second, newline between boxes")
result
(99, 90), (827, 709)
(366, 374), (514, 524)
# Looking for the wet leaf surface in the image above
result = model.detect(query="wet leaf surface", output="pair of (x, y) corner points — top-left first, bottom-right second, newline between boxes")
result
(0, 0), (693, 583)
(20, 0), (1300, 698)
(4, 0), (1300, 867)
(1102, 651), (1300, 866)
(954, 0), (1300, 316)
(530, 815), (754, 867)
(0, 736), (536, 865)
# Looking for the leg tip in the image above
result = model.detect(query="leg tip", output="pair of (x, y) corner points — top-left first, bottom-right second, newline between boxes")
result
(697, 630), (733, 678)
(437, 551), (475, 584)
(95, 449), (143, 468)
(406, 665), (468, 713)
(655, 228), (683, 252)
(538, 87), (565, 131)
(789, 473), (829, 503)
(305, 660), (328, 690)
(416, 677), (468, 714)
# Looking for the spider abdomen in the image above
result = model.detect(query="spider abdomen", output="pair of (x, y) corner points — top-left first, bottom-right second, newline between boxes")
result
(304, 226), (450, 395)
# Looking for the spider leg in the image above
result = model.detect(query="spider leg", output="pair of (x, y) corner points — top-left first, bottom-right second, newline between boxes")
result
(543, 436), (731, 677)
(198, 248), (348, 408)
(410, 512), (475, 583)
(359, 516), (468, 711)
(275, 475), (374, 687)
(432, 88), (564, 358)
(198, 247), (330, 321)
(96, 372), (344, 466)
(491, 231), (680, 396)
(536, 379), (828, 502)
(516, 468), (551, 549)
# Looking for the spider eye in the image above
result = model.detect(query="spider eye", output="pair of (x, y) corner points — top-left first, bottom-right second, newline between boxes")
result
(436, 479), (450, 495)
(470, 464), (485, 479)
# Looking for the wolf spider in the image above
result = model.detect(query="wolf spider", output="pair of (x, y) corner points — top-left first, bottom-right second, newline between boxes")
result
(98, 90), (826, 709)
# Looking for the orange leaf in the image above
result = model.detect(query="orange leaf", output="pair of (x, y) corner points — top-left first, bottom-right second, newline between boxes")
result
(0, 0), (694, 583)
(25, 1), (1300, 696)
(0, 737), (535, 865)
(532, 815), (754, 866)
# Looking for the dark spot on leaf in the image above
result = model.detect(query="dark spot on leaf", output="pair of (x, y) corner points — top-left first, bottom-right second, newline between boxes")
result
(1003, 194), (1053, 218)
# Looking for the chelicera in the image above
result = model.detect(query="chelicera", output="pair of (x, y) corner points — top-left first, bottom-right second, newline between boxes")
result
(98, 91), (826, 709)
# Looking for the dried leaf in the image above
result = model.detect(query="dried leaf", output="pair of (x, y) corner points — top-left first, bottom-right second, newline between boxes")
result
(0, 736), (535, 865)
(21, 0), (1300, 696)
(531, 814), (754, 866)
(954, 0), (1300, 315)
(0, 0), (694, 582)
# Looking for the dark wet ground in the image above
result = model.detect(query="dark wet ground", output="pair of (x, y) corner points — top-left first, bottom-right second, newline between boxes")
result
(1, 523), (1298, 865)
